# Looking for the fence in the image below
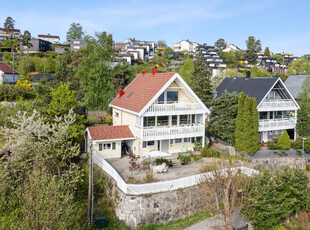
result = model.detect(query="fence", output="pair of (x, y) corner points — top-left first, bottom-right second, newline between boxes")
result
(93, 150), (259, 196)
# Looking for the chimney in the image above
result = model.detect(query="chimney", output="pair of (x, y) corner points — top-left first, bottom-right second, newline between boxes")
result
(142, 70), (146, 75)
(246, 71), (251, 78)
(119, 89), (124, 98)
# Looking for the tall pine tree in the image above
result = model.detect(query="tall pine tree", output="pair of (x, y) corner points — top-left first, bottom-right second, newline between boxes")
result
(247, 98), (259, 155)
(191, 51), (213, 107)
(235, 92), (246, 152)
(297, 76), (310, 136)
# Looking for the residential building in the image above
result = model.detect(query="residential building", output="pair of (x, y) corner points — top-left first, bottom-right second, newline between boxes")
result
(0, 27), (21, 40)
(284, 74), (310, 100)
(215, 75), (299, 142)
(258, 56), (287, 75)
(196, 44), (227, 78)
(85, 72), (210, 159)
(38, 34), (60, 44)
(0, 63), (20, 84)
(278, 53), (298, 65)
(19, 39), (51, 53)
(69, 39), (87, 51)
(172, 40), (200, 53)
(222, 44), (241, 52)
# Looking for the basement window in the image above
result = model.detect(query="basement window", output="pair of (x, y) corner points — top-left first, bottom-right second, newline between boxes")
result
(126, 92), (134, 99)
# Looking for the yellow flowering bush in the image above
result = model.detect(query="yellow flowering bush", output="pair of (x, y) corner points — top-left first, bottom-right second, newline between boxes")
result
(15, 80), (31, 90)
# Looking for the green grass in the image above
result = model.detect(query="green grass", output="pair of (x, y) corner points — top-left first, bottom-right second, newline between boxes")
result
(92, 210), (130, 230)
(138, 211), (212, 230)
(0, 139), (6, 150)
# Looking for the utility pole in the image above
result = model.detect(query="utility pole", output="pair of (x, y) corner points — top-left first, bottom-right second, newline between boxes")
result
(88, 143), (93, 225)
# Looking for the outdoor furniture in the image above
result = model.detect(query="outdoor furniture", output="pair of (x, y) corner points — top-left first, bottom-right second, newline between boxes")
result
(151, 162), (169, 174)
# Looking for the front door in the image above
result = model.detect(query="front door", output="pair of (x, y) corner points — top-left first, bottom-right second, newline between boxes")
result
(161, 140), (169, 153)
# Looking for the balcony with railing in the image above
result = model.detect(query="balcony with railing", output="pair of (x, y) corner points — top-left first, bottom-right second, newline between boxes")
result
(138, 124), (205, 141)
(258, 99), (297, 111)
(145, 102), (204, 116)
(259, 118), (296, 132)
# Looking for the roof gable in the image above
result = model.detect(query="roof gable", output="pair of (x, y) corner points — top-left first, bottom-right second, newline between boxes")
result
(215, 77), (278, 104)
(0, 63), (19, 74)
(110, 72), (176, 114)
(87, 125), (134, 141)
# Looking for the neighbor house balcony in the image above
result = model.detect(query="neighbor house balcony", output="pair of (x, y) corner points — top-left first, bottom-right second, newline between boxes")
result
(259, 118), (296, 132)
(137, 124), (205, 141)
(144, 102), (204, 116)
(258, 99), (296, 112)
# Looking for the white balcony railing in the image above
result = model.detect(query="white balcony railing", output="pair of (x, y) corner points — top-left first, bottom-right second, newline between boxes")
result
(146, 103), (203, 114)
(259, 99), (296, 111)
(259, 118), (296, 131)
(141, 125), (204, 141)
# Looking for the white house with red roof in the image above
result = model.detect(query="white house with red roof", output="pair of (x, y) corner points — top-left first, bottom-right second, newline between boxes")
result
(222, 44), (241, 53)
(85, 72), (210, 159)
(0, 63), (20, 84)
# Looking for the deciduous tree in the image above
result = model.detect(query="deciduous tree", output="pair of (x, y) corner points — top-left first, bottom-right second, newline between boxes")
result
(66, 22), (84, 41)
(179, 55), (194, 84)
(288, 56), (310, 75)
(214, 38), (227, 52)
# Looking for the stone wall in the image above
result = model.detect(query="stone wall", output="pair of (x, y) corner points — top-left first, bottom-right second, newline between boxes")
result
(250, 156), (310, 170)
(115, 185), (208, 228)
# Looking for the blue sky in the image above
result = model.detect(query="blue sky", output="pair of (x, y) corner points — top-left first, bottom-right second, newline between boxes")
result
(1, 0), (309, 56)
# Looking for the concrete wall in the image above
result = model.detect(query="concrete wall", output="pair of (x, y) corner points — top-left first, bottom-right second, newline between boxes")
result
(115, 184), (208, 228)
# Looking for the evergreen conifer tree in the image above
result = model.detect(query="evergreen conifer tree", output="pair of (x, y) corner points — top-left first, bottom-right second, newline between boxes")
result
(191, 52), (213, 107)
(247, 98), (259, 155)
(235, 92), (246, 151)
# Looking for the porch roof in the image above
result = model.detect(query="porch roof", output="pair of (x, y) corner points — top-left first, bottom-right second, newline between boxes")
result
(87, 125), (134, 141)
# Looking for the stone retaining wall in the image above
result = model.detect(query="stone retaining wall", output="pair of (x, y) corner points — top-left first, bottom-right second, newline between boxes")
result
(250, 156), (310, 170)
(115, 185), (208, 228)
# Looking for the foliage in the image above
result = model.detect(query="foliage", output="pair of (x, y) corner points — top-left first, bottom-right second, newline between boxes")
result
(15, 79), (31, 90)
(177, 153), (191, 164)
(0, 84), (34, 101)
(212, 68), (243, 91)
(221, 50), (245, 68)
(112, 62), (135, 92)
(272, 54), (284, 64)
(76, 32), (115, 110)
(248, 65), (272, 77)
(18, 55), (35, 74)
(288, 56), (310, 75)
(235, 93), (259, 155)
(245, 36), (261, 64)
(154, 158), (169, 165)
(129, 154), (140, 176)
(66, 22), (85, 41)
(263, 46), (271, 57)
(214, 38), (227, 52)
(20, 30), (32, 52)
(200, 146), (221, 158)
(54, 51), (73, 82)
(292, 136), (310, 153)
(277, 130), (291, 150)
(138, 211), (211, 230)
(156, 40), (167, 48)
(191, 51), (213, 107)
(178, 56), (194, 84)
(243, 168), (310, 229)
(297, 76), (310, 136)
(208, 92), (239, 145)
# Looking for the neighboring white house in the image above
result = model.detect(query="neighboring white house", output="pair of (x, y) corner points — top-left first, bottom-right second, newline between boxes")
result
(38, 34), (60, 44)
(0, 63), (20, 84)
(222, 44), (241, 52)
(172, 40), (200, 53)
(215, 76), (300, 142)
(85, 72), (210, 159)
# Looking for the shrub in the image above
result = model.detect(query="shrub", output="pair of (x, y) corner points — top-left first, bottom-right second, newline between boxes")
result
(292, 137), (310, 153)
(306, 164), (310, 171)
(200, 146), (221, 158)
(177, 154), (191, 164)
(154, 158), (169, 165)
(267, 141), (278, 150)
(277, 131), (291, 150)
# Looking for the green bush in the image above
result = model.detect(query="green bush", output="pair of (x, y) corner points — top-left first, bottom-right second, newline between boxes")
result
(267, 141), (278, 150)
(292, 137), (310, 153)
(154, 158), (169, 165)
(306, 164), (310, 171)
(277, 131), (291, 150)
(200, 146), (221, 158)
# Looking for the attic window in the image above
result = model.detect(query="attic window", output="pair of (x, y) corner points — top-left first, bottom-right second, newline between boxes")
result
(126, 92), (134, 99)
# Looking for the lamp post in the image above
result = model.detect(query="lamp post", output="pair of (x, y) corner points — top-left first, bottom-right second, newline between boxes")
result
(302, 137), (307, 169)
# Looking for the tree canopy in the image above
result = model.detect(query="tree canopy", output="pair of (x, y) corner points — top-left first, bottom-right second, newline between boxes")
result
(66, 22), (84, 41)
(297, 76), (310, 136)
(246, 36), (261, 64)
(214, 38), (227, 52)
(288, 56), (310, 75)
(179, 56), (194, 84)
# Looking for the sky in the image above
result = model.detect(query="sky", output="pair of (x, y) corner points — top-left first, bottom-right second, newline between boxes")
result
(1, 0), (309, 56)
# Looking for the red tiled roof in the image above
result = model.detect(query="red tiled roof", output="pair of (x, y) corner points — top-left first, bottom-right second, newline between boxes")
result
(0, 27), (20, 32)
(0, 63), (19, 74)
(38, 34), (60, 39)
(87, 125), (134, 140)
(110, 72), (176, 113)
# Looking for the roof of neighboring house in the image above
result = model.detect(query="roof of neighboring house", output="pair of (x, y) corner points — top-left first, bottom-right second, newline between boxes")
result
(110, 72), (176, 113)
(87, 125), (134, 141)
(215, 77), (278, 104)
(32, 73), (53, 82)
(284, 75), (310, 99)
(0, 27), (20, 32)
(38, 34), (60, 39)
(0, 63), (20, 74)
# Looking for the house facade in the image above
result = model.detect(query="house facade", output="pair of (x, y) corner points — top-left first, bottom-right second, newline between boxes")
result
(19, 39), (52, 53)
(38, 34), (60, 44)
(215, 76), (299, 142)
(222, 44), (241, 52)
(0, 63), (20, 84)
(172, 40), (200, 53)
(85, 72), (210, 159)
(0, 28), (21, 40)
(69, 39), (87, 51)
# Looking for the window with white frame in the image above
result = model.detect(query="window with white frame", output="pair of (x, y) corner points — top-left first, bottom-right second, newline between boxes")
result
(183, 138), (190, 143)
(267, 91), (275, 99)
(99, 142), (116, 151)
(143, 141), (155, 148)
(175, 138), (182, 143)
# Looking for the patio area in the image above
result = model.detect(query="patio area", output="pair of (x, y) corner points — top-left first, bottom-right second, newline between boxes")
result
(106, 152), (250, 183)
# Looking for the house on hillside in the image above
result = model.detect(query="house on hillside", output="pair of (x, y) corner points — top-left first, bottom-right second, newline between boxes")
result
(222, 44), (241, 52)
(19, 39), (52, 53)
(0, 27), (21, 40)
(284, 74), (310, 100)
(85, 72), (210, 159)
(38, 34), (60, 44)
(69, 39), (87, 51)
(172, 40), (200, 53)
(0, 63), (19, 84)
(215, 75), (299, 142)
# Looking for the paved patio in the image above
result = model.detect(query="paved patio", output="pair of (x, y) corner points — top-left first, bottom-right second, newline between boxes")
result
(106, 153), (249, 183)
